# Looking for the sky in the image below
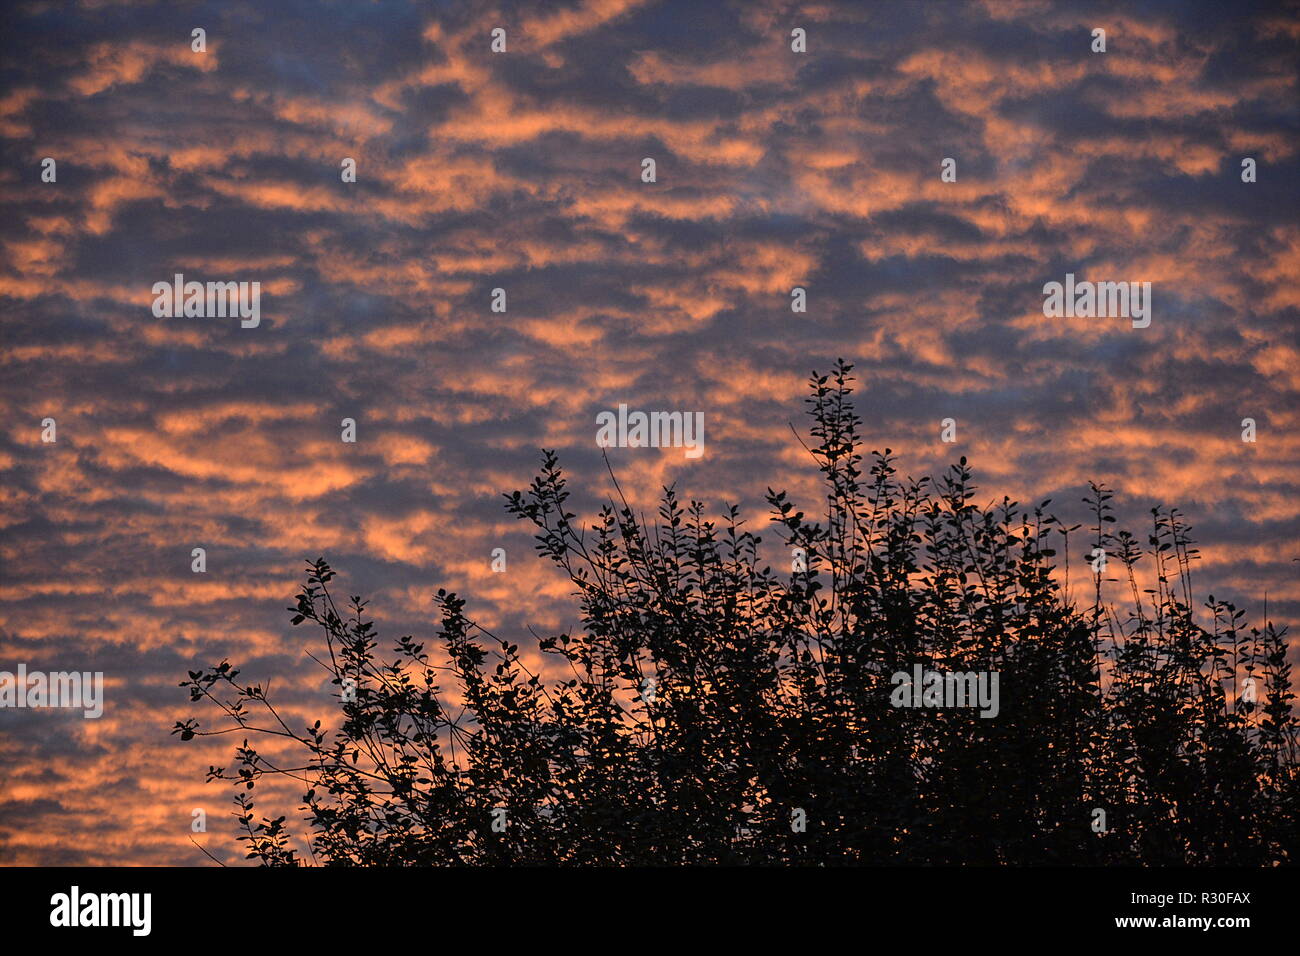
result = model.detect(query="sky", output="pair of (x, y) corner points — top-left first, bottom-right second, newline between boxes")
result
(0, 0), (1297, 865)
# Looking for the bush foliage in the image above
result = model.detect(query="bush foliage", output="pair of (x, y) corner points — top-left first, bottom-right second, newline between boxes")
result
(176, 361), (1299, 865)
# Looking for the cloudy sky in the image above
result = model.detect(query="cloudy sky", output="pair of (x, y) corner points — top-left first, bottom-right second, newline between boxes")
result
(1, 0), (1297, 865)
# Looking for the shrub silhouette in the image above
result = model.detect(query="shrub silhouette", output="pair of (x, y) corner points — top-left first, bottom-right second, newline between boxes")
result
(175, 360), (1299, 865)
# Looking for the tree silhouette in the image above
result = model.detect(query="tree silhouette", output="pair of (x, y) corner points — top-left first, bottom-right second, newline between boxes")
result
(175, 360), (1299, 865)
